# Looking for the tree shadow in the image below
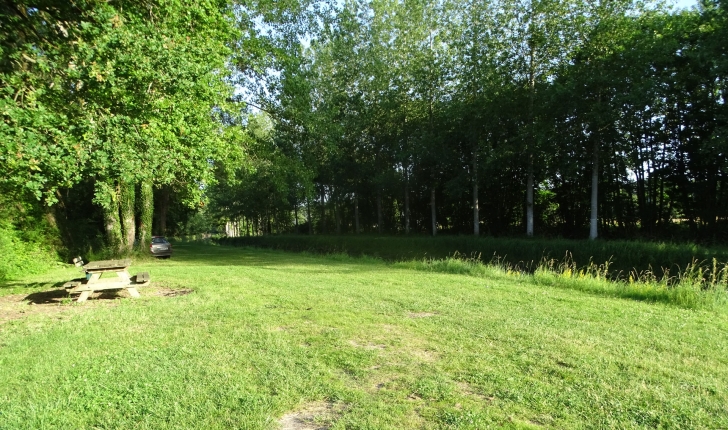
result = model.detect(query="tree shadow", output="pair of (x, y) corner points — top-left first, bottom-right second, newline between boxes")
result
(169, 244), (387, 271)
(0, 281), (67, 291)
(23, 288), (70, 304)
(23, 288), (126, 304)
(0, 244), (382, 293)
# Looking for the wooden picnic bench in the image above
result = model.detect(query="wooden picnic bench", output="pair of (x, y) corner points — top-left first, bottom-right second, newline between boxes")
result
(63, 258), (150, 303)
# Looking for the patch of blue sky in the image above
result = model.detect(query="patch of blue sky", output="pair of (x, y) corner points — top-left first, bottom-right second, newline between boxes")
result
(673, 0), (698, 9)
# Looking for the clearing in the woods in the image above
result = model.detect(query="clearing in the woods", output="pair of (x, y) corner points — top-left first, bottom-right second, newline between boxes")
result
(0, 243), (726, 429)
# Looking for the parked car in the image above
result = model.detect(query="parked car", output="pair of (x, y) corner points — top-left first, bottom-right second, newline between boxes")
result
(150, 236), (173, 258)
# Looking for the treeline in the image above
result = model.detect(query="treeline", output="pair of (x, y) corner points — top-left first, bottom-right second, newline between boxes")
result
(0, 1), (310, 262)
(3, 1), (726, 268)
(212, 0), (728, 242)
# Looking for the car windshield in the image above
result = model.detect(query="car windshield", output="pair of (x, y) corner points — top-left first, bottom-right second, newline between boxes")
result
(151, 237), (167, 244)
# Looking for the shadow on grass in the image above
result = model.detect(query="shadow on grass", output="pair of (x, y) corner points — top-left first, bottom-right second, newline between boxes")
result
(170, 244), (384, 271)
(0, 281), (66, 291)
(22, 288), (129, 304)
(23, 288), (70, 304)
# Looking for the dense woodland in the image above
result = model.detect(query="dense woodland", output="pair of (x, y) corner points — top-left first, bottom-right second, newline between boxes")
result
(1, 0), (727, 274)
(218, 0), (728, 242)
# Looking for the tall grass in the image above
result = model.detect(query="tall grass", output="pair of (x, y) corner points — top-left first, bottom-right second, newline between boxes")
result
(395, 251), (728, 310)
(216, 235), (728, 279)
(217, 235), (728, 310)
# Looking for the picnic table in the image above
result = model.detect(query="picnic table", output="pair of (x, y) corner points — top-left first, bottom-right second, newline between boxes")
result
(64, 258), (149, 303)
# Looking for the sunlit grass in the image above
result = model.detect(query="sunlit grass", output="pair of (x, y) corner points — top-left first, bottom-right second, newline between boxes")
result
(217, 234), (728, 282)
(1, 244), (727, 428)
(395, 252), (728, 310)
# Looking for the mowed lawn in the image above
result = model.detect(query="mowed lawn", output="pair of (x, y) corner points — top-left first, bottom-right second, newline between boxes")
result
(1, 244), (727, 429)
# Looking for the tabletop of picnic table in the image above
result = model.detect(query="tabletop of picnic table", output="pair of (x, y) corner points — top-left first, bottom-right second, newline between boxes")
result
(83, 259), (132, 271)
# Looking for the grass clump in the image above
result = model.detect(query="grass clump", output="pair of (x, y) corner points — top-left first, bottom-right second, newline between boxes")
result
(397, 251), (728, 310)
(395, 252), (504, 278)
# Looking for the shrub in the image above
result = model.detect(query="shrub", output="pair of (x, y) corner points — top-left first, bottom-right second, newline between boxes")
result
(0, 222), (57, 281)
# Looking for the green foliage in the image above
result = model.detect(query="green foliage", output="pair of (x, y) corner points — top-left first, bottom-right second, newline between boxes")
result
(1, 1), (239, 204)
(0, 223), (56, 281)
(211, 0), (728, 242)
(0, 190), (59, 280)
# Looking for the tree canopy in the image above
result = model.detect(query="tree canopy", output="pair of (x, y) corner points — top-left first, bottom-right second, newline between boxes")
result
(1, 0), (726, 262)
(215, 0), (728, 242)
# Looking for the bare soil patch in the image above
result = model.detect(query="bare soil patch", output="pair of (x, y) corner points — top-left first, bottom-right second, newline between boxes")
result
(456, 381), (494, 402)
(348, 339), (386, 350)
(410, 348), (438, 362)
(279, 401), (345, 430)
(407, 312), (437, 318)
(154, 287), (194, 297)
(0, 286), (193, 326)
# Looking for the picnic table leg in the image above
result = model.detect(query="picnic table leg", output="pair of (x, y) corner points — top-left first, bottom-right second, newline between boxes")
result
(77, 290), (91, 303)
(116, 270), (140, 298)
(116, 270), (131, 283)
(75, 272), (101, 303)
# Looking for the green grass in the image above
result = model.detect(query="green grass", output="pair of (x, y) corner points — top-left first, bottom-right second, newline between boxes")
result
(216, 234), (728, 281)
(1, 243), (727, 428)
(396, 254), (728, 310)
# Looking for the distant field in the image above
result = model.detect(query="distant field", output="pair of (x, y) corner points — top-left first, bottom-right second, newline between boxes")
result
(217, 235), (728, 280)
(1, 244), (727, 428)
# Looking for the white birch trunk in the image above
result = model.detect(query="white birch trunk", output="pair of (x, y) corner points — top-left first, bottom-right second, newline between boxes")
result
(377, 190), (383, 234)
(306, 197), (312, 234)
(320, 186), (326, 234)
(431, 188), (437, 236)
(404, 170), (410, 234)
(526, 163), (534, 237)
(526, 42), (535, 237)
(473, 149), (479, 236)
(590, 139), (599, 240)
(354, 193), (360, 234)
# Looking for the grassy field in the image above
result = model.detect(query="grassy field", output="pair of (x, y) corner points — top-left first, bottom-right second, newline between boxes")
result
(1, 243), (727, 429)
(216, 235), (728, 281)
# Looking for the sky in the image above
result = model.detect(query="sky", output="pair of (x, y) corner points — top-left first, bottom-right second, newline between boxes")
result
(674, 0), (699, 9)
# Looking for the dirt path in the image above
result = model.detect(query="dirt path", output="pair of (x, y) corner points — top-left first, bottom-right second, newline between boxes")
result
(0, 286), (193, 326)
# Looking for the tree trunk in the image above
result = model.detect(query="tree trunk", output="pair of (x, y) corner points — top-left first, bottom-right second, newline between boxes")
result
(100, 183), (123, 254)
(320, 186), (327, 234)
(404, 170), (411, 234)
(307, 197), (313, 234)
(526, 43), (536, 238)
(294, 201), (299, 233)
(138, 182), (153, 250)
(354, 193), (360, 234)
(473, 149), (479, 236)
(377, 190), (383, 234)
(658, 143), (667, 227)
(526, 165), (534, 237)
(119, 181), (136, 253)
(53, 189), (74, 248)
(431, 188), (437, 236)
(334, 192), (341, 235)
(157, 186), (170, 236)
(589, 138), (599, 240)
